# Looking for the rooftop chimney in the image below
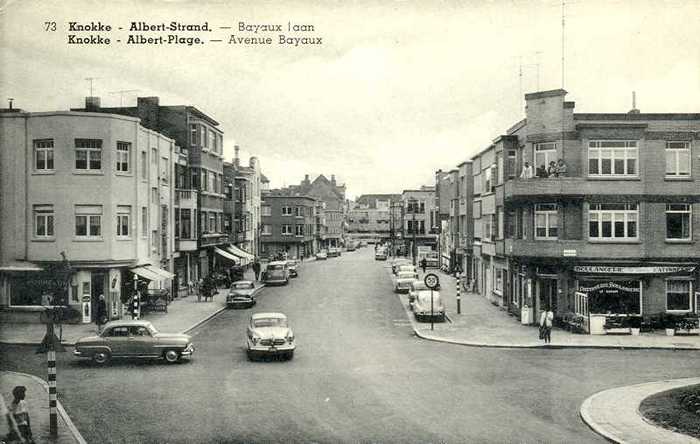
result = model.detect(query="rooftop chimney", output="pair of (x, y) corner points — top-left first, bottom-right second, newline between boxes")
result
(85, 96), (101, 112)
(628, 91), (640, 114)
(8, 98), (13, 110)
(331, 174), (336, 185)
(234, 145), (240, 168)
(304, 174), (310, 185)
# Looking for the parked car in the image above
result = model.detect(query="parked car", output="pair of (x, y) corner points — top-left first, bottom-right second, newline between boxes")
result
(394, 271), (418, 293)
(397, 264), (417, 275)
(286, 259), (299, 277)
(408, 280), (429, 307)
(346, 243), (356, 252)
(73, 320), (195, 365)
(327, 248), (340, 257)
(391, 258), (412, 274)
(227, 280), (258, 309)
(263, 261), (289, 285)
(412, 290), (445, 322)
(246, 312), (295, 360)
(375, 249), (388, 261)
(316, 250), (328, 260)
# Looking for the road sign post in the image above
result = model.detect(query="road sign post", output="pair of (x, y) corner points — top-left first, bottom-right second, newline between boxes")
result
(37, 308), (66, 437)
(424, 273), (440, 331)
(456, 272), (461, 314)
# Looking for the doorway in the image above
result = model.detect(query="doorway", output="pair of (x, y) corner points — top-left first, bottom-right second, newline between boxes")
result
(90, 271), (106, 322)
(536, 278), (558, 314)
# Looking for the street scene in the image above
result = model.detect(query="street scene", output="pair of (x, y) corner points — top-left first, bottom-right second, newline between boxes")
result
(1, 0), (700, 443)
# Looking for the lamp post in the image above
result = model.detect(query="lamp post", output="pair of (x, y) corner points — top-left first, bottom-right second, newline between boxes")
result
(408, 198), (417, 266)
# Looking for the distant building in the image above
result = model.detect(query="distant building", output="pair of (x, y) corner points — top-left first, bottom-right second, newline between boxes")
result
(347, 194), (400, 243)
(401, 186), (439, 258)
(260, 192), (316, 259)
(288, 174), (347, 249)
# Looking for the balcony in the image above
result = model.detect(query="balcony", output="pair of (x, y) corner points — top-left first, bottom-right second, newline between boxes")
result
(199, 233), (229, 248)
(505, 177), (698, 201)
(175, 189), (198, 209)
(223, 200), (234, 214)
(176, 239), (198, 252)
(505, 238), (646, 259)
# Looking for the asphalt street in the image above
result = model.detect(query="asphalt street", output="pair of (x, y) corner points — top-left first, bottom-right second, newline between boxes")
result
(2, 247), (700, 443)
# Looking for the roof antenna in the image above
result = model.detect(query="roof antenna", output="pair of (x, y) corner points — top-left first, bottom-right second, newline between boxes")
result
(629, 91), (640, 114)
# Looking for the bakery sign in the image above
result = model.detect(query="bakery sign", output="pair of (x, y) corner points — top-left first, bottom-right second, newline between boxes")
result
(574, 265), (696, 274)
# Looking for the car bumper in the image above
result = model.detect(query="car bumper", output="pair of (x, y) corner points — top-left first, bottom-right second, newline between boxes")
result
(227, 300), (254, 308)
(248, 344), (295, 355)
(180, 344), (195, 358)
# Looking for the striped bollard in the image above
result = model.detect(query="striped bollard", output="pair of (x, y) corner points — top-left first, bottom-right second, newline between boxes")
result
(47, 325), (58, 436)
(456, 273), (461, 314)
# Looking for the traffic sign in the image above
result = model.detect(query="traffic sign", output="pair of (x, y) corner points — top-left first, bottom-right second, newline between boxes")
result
(424, 273), (440, 290)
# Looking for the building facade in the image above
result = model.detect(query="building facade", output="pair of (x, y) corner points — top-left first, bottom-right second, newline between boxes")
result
(346, 194), (399, 244)
(289, 174), (346, 248)
(401, 186), (439, 260)
(260, 193), (316, 259)
(0, 110), (177, 322)
(473, 89), (700, 329)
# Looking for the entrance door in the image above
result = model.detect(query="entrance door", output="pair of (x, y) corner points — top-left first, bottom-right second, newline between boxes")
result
(91, 271), (106, 322)
(537, 278), (558, 313)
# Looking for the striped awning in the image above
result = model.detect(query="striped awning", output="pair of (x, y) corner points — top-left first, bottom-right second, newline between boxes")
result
(131, 264), (175, 281)
(227, 244), (255, 261)
(214, 247), (239, 263)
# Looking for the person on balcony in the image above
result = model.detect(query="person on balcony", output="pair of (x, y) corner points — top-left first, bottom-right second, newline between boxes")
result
(555, 159), (568, 177)
(519, 162), (533, 179)
(536, 164), (548, 178)
(547, 161), (557, 177)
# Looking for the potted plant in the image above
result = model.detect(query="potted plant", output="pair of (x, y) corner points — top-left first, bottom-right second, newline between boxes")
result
(628, 316), (642, 336)
(674, 315), (700, 335)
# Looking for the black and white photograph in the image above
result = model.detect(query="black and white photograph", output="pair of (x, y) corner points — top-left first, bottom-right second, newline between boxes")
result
(1, 0), (700, 442)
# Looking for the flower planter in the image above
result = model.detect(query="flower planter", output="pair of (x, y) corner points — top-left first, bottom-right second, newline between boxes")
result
(605, 327), (631, 335)
(674, 328), (700, 336)
(630, 328), (640, 336)
(665, 328), (675, 337)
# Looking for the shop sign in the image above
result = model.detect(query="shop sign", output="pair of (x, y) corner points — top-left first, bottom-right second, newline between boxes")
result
(574, 265), (696, 274)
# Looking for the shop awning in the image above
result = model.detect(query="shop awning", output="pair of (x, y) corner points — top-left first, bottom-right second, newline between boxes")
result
(131, 265), (175, 281)
(214, 247), (239, 263)
(227, 244), (255, 261)
(0, 260), (43, 272)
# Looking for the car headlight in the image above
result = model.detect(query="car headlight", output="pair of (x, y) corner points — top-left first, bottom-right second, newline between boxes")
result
(286, 333), (294, 343)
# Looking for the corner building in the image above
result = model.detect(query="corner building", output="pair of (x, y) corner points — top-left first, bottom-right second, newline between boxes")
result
(485, 89), (700, 327)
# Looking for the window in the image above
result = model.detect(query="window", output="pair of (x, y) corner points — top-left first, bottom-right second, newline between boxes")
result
(506, 150), (517, 178)
(666, 280), (692, 312)
(534, 142), (557, 171)
(589, 203), (638, 240)
(665, 141), (691, 177)
(210, 130), (217, 152)
(262, 206), (271, 216)
(151, 187), (158, 204)
(75, 139), (102, 170)
(181, 209), (191, 239)
(160, 157), (168, 183)
(34, 139), (54, 171)
(483, 167), (492, 193)
(494, 268), (504, 295)
(282, 224), (292, 235)
(209, 213), (216, 233)
(496, 154), (504, 185)
(295, 206), (303, 217)
(588, 141), (638, 176)
(261, 224), (272, 235)
(116, 206), (131, 237)
(201, 170), (208, 191)
(282, 206), (292, 216)
(141, 152), (147, 179)
(208, 172), (215, 193)
(141, 207), (148, 237)
(33, 205), (54, 238)
(497, 207), (504, 239)
(75, 205), (102, 237)
(151, 148), (158, 165)
(295, 225), (304, 236)
(190, 124), (199, 146)
(116, 142), (130, 172)
(201, 126), (208, 149)
(535, 203), (558, 240)
(483, 217), (492, 241)
(666, 204), (691, 240)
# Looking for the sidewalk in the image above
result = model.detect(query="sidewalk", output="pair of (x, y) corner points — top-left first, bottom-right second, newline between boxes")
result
(580, 377), (700, 444)
(0, 370), (86, 443)
(388, 265), (700, 350)
(0, 269), (263, 346)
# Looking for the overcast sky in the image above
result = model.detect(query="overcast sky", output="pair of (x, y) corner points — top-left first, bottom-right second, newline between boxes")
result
(1, 0), (698, 199)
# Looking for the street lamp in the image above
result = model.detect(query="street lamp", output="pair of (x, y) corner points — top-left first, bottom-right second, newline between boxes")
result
(408, 197), (417, 266)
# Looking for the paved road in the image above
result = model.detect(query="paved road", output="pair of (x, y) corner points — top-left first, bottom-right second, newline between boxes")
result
(2, 248), (700, 443)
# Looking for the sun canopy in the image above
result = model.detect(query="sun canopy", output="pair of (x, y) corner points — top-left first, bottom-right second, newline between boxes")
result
(131, 264), (175, 281)
(227, 244), (255, 261)
(214, 247), (239, 263)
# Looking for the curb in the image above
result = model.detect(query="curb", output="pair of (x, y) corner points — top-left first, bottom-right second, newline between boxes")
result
(579, 378), (700, 444)
(2, 370), (87, 444)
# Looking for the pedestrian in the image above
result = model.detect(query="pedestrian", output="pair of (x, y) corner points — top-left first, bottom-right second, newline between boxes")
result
(96, 293), (108, 332)
(519, 161), (534, 179)
(420, 257), (427, 273)
(9, 386), (34, 444)
(253, 261), (261, 281)
(187, 279), (194, 296)
(547, 161), (557, 177)
(539, 306), (554, 344)
(197, 278), (204, 302)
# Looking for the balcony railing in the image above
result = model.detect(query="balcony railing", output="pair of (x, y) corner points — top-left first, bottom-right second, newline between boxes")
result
(175, 189), (198, 208)
(505, 177), (698, 200)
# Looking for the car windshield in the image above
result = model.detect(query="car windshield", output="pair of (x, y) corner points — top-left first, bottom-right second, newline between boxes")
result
(253, 317), (288, 328)
(268, 264), (284, 270)
(232, 282), (253, 289)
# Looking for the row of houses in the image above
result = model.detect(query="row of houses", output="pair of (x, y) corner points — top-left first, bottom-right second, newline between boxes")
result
(434, 89), (700, 327)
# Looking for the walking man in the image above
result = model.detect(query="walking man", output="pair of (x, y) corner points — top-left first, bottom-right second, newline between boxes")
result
(96, 293), (108, 332)
(539, 306), (554, 344)
(420, 257), (427, 274)
(252, 260), (261, 282)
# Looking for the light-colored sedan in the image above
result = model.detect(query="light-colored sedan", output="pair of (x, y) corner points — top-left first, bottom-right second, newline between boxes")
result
(246, 312), (295, 360)
(316, 250), (328, 260)
(413, 291), (445, 322)
(394, 271), (418, 293)
(397, 264), (417, 275)
(73, 320), (194, 365)
(408, 280), (429, 307)
(391, 258), (412, 274)
(227, 280), (259, 309)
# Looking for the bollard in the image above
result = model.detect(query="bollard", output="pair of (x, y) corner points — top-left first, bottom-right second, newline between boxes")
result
(456, 273), (461, 314)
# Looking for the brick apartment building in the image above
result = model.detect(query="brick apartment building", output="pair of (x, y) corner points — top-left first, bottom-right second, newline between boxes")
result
(470, 89), (700, 328)
(260, 192), (316, 259)
(347, 194), (400, 244)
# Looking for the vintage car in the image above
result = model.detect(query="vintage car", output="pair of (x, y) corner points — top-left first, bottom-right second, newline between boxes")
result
(315, 250), (328, 260)
(263, 261), (290, 285)
(346, 243), (356, 252)
(226, 280), (258, 309)
(327, 248), (340, 257)
(391, 258), (412, 274)
(394, 271), (418, 293)
(408, 280), (429, 307)
(374, 249), (388, 261)
(286, 259), (299, 278)
(73, 320), (194, 365)
(246, 312), (295, 360)
(412, 290), (445, 322)
(424, 252), (440, 268)
(397, 264), (417, 276)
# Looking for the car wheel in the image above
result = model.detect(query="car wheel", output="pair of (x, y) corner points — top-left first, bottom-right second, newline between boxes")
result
(92, 351), (110, 365)
(286, 351), (294, 360)
(246, 350), (255, 361)
(164, 349), (180, 364)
